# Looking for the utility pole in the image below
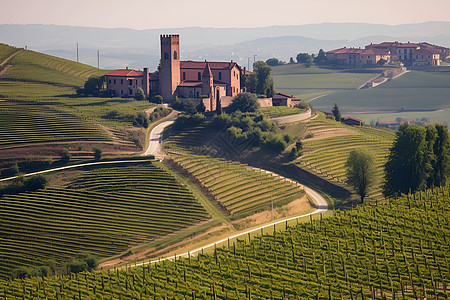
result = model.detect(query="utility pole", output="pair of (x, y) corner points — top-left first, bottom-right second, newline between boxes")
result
(97, 50), (100, 69)
(76, 43), (79, 63)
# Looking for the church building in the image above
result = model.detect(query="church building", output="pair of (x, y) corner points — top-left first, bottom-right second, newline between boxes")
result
(105, 34), (247, 111)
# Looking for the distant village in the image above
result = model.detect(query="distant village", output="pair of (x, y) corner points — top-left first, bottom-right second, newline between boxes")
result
(326, 41), (450, 67)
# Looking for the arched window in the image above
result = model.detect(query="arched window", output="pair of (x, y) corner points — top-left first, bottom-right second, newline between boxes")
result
(174, 51), (178, 60)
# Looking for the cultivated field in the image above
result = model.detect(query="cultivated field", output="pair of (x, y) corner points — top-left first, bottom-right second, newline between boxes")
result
(0, 163), (209, 279)
(272, 64), (380, 101)
(311, 71), (450, 123)
(171, 153), (308, 216)
(259, 106), (306, 118)
(280, 113), (395, 199)
(1, 186), (448, 299)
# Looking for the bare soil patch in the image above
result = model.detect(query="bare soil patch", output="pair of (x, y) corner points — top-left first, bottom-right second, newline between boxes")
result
(305, 127), (359, 141)
(231, 195), (310, 230)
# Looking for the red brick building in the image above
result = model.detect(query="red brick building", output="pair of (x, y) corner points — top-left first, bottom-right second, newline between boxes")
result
(106, 34), (247, 111)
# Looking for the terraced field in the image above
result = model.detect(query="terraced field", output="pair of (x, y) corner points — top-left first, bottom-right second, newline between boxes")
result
(0, 163), (209, 279)
(170, 153), (308, 216)
(0, 101), (109, 146)
(1, 185), (448, 299)
(292, 114), (395, 198)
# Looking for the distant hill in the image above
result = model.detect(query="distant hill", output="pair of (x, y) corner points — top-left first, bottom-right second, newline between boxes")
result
(1, 22), (449, 70)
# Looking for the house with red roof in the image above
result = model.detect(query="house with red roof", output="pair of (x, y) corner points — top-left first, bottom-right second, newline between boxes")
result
(105, 35), (248, 111)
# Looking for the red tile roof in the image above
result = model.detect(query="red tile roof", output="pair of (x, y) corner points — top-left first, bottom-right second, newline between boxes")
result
(326, 47), (388, 55)
(342, 117), (362, 122)
(105, 69), (143, 77)
(178, 81), (202, 87)
(181, 61), (239, 70)
(274, 92), (294, 98)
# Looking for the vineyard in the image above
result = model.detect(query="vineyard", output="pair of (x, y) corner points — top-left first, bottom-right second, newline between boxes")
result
(0, 163), (209, 279)
(170, 153), (308, 216)
(0, 101), (109, 146)
(1, 185), (448, 299)
(288, 113), (396, 199)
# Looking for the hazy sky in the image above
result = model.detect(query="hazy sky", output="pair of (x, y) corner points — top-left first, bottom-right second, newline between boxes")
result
(2, 0), (450, 29)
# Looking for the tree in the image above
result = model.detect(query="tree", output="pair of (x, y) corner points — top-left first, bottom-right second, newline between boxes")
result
(134, 87), (145, 100)
(313, 49), (327, 65)
(296, 53), (313, 64)
(429, 124), (450, 187)
(377, 58), (387, 66)
(332, 103), (341, 122)
(24, 175), (48, 191)
(266, 58), (283, 66)
(253, 61), (274, 97)
(228, 93), (260, 113)
(78, 76), (106, 96)
(93, 147), (102, 161)
(289, 57), (295, 64)
(61, 148), (71, 164)
(196, 101), (206, 113)
(384, 124), (431, 196)
(345, 149), (376, 203)
(216, 98), (222, 115)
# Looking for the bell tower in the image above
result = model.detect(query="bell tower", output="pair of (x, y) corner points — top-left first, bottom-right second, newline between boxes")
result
(159, 34), (180, 101)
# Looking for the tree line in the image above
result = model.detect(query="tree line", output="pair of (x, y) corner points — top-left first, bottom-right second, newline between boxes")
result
(345, 122), (449, 203)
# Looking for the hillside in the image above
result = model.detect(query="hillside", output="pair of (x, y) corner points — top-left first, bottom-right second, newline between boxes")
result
(0, 162), (210, 279)
(0, 44), (155, 168)
(1, 185), (448, 298)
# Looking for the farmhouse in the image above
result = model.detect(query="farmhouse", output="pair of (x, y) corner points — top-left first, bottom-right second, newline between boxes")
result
(272, 92), (302, 107)
(326, 41), (449, 67)
(341, 117), (363, 126)
(106, 35), (247, 111)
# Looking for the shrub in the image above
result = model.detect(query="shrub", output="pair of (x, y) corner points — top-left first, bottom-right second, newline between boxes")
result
(173, 113), (206, 129)
(151, 95), (163, 104)
(295, 101), (310, 110)
(196, 101), (206, 113)
(228, 93), (259, 113)
(93, 147), (102, 160)
(61, 148), (71, 164)
(211, 113), (232, 129)
(133, 112), (149, 128)
(134, 87), (145, 100)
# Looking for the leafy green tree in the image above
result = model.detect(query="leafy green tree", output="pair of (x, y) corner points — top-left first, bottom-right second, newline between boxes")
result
(266, 58), (283, 66)
(429, 124), (450, 187)
(332, 103), (341, 122)
(133, 112), (149, 128)
(228, 93), (260, 113)
(151, 95), (163, 104)
(384, 124), (431, 196)
(345, 149), (376, 203)
(289, 57), (295, 64)
(134, 87), (145, 100)
(216, 98), (222, 115)
(313, 49), (327, 64)
(78, 76), (106, 96)
(93, 147), (102, 161)
(24, 175), (48, 191)
(296, 53), (313, 64)
(253, 61), (274, 97)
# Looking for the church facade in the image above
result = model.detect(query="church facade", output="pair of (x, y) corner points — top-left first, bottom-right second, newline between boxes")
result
(105, 34), (247, 111)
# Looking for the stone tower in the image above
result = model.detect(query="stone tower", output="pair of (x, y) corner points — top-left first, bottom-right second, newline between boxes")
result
(159, 34), (180, 101)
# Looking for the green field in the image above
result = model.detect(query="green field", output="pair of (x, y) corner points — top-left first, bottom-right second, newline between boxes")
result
(272, 64), (379, 101)
(0, 163), (210, 279)
(311, 71), (450, 123)
(0, 186), (448, 299)
(171, 153), (308, 216)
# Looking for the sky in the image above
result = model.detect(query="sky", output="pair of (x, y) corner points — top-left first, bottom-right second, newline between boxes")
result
(2, 0), (450, 29)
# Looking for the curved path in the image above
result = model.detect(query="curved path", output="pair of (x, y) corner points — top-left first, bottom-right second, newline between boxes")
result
(269, 109), (312, 125)
(129, 118), (328, 268)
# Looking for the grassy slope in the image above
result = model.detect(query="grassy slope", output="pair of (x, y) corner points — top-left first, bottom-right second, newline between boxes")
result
(0, 44), (154, 148)
(311, 71), (450, 123)
(1, 186), (448, 299)
(280, 113), (395, 201)
(272, 64), (379, 101)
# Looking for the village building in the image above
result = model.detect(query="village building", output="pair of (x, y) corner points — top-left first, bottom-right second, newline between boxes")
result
(105, 34), (247, 111)
(341, 117), (363, 126)
(326, 41), (449, 67)
(272, 92), (302, 107)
